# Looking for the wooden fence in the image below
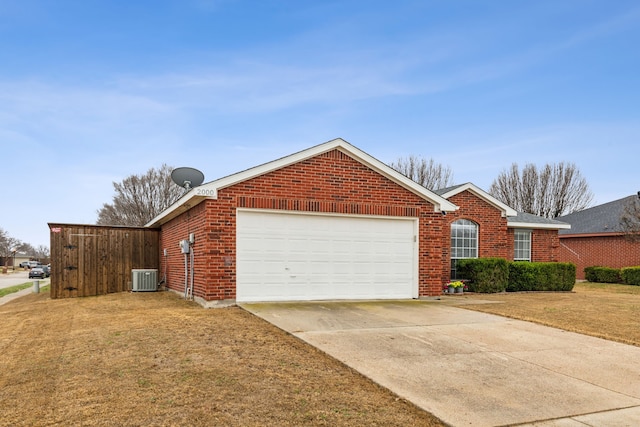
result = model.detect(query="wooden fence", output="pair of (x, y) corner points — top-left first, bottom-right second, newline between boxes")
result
(48, 223), (160, 299)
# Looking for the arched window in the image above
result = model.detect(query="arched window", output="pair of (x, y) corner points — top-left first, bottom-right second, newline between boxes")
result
(450, 219), (478, 279)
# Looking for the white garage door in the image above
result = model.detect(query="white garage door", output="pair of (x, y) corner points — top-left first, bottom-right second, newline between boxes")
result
(236, 210), (417, 302)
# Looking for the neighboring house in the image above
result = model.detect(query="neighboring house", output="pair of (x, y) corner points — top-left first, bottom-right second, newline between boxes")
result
(147, 138), (570, 307)
(2, 254), (33, 268)
(557, 194), (640, 280)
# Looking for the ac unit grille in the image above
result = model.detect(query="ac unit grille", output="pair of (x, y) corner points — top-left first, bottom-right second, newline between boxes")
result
(132, 269), (158, 292)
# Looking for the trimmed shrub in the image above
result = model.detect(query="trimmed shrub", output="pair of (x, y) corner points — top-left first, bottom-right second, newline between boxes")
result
(621, 267), (640, 286)
(584, 266), (621, 283)
(508, 262), (538, 292)
(583, 266), (598, 282)
(508, 262), (575, 292)
(457, 258), (509, 293)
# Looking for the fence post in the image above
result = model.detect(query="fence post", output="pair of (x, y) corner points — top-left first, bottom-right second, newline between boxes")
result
(33, 280), (40, 293)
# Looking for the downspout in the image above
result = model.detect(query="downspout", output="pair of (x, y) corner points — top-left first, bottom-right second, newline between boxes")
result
(184, 250), (189, 299)
(189, 243), (194, 300)
(159, 249), (167, 287)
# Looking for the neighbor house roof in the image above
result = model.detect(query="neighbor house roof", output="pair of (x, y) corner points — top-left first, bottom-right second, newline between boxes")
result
(557, 194), (639, 235)
(434, 183), (570, 230)
(146, 138), (458, 227)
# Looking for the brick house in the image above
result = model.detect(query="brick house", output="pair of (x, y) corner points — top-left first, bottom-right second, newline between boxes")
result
(558, 194), (640, 279)
(147, 138), (569, 307)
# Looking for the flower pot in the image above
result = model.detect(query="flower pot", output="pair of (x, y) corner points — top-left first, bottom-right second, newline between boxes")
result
(447, 286), (455, 294)
(455, 287), (463, 294)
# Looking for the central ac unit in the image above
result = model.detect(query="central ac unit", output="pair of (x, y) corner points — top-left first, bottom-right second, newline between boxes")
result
(132, 269), (158, 292)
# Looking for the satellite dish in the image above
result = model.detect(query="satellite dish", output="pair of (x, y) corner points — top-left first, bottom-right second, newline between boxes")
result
(171, 167), (205, 191)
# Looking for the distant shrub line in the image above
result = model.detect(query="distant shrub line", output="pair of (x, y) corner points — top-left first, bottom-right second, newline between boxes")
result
(456, 258), (576, 293)
(584, 266), (640, 286)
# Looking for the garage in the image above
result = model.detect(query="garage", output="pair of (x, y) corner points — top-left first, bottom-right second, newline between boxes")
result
(236, 210), (418, 302)
(147, 138), (459, 305)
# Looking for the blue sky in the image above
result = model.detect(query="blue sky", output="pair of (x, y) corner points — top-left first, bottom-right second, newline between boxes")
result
(1, 0), (639, 249)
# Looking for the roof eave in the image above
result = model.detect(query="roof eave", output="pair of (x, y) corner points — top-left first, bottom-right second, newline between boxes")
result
(440, 183), (517, 217)
(145, 191), (207, 227)
(147, 138), (458, 227)
(508, 221), (572, 230)
(560, 231), (625, 238)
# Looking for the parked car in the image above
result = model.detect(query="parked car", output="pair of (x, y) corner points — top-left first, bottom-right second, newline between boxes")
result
(29, 267), (46, 279)
(21, 261), (40, 269)
(37, 264), (50, 277)
(19, 261), (39, 268)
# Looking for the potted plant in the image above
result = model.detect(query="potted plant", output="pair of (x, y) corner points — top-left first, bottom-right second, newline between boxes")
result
(443, 281), (463, 294)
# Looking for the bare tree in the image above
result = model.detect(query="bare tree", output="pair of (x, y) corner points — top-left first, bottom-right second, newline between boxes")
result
(620, 194), (640, 241)
(0, 227), (20, 266)
(489, 162), (593, 218)
(389, 156), (454, 190)
(97, 164), (185, 226)
(35, 244), (50, 259)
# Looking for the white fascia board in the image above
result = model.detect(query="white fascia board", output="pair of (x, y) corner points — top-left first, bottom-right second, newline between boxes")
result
(146, 138), (458, 227)
(210, 138), (456, 212)
(439, 182), (517, 217)
(507, 221), (572, 230)
(331, 140), (458, 212)
(144, 190), (207, 227)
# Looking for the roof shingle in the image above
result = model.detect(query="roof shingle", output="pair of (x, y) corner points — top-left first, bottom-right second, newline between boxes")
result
(557, 195), (639, 234)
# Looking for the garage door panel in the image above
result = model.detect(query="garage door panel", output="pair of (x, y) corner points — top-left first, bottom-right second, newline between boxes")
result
(237, 210), (417, 302)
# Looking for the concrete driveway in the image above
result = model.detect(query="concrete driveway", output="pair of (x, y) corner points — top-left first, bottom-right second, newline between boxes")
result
(242, 300), (640, 427)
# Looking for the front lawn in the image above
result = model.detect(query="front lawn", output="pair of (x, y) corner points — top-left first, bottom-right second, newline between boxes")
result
(461, 282), (640, 347)
(0, 289), (444, 427)
(0, 282), (35, 298)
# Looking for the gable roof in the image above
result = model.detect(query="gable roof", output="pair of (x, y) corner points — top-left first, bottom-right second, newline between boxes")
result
(434, 183), (518, 218)
(146, 138), (458, 227)
(557, 194), (638, 235)
(434, 183), (570, 229)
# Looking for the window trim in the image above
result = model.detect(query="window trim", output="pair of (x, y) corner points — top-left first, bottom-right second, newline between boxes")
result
(450, 219), (479, 279)
(513, 229), (532, 262)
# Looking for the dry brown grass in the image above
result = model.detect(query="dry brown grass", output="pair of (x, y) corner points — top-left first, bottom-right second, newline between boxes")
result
(3, 282), (638, 426)
(0, 290), (443, 427)
(460, 282), (640, 347)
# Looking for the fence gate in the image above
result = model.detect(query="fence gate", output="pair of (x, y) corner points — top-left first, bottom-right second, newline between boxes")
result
(48, 224), (159, 299)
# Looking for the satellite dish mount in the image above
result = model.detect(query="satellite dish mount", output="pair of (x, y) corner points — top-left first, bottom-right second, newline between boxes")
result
(171, 167), (205, 191)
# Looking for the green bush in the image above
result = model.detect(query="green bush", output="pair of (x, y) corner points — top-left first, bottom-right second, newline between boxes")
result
(583, 266), (598, 282)
(457, 258), (509, 293)
(621, 267), (640, 286)
(584, 266), (621, 283)
(508, 262), (575, 291)
(507, 262), (537, 291)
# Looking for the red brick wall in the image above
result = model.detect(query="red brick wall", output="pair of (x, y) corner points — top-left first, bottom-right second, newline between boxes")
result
(443, 190), (508, 282)
(443, 190), (561, 278)
(559, 234), (640, 279)
(505, 228), (561, 262)
(159, 202), (208, 298)
(160, 151), (564, 302)
(160, 149), (447, 300)
(532, 229), (561, 262)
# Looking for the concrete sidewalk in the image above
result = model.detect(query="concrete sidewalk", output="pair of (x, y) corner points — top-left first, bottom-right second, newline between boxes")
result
(242, 300), (640, 426)
(0, 279), (48, 306)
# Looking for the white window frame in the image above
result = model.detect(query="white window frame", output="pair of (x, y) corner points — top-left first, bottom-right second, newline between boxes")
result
(514, 229), (532, 261)
(450, 219), (478, 279)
